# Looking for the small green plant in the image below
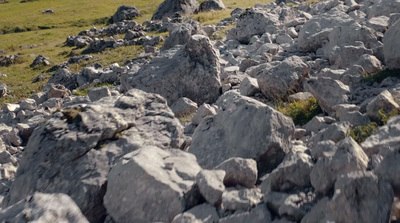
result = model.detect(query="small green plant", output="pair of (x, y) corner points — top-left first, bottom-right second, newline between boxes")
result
(277, 97), (322, 126)
(347, 122), (378, 143)
(378, 108), (400, 125)
(364, 69), (400, 84)
(348, 108), (399, 143)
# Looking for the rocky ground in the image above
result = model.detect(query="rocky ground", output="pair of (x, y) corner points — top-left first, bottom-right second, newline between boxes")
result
(0, 0), (400, 222)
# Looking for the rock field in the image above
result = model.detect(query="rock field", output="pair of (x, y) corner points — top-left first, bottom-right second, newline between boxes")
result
(0, 0), (400, 222)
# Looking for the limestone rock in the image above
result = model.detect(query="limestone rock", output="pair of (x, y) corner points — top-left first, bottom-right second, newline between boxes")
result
(219, 204), (271, 223)
(152, 0), (199, 20)
(198, 0), (226, 12)
(362, 116), (400, 157)
(310, 137), (369, 194)
(329, 171), (393, 223)
(0, 192), (88, 223)
(257, 56), (310, 100)
(214, 157), (257, 188)
(7, 89), (184, 222)
(304, 77), (350, 113)
(383, 20), (400, 69)
(121, 35), (221, 105)
(227, 8), (280, 44)
(189, 91), (294, 175)
(196, 170), (225, 206)
(109, 5), (141, 23)
(170, 97), (198, 119)
(221, 188), (262, 211)
(261, 152), (314, 193)
(104, 146), (202, 223)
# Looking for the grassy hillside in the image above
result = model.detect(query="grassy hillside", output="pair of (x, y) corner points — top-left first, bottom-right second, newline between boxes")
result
(0, 0), (270, 105)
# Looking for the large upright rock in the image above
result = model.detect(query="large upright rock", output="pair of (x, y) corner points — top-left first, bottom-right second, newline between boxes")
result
(298, 9), (353, 52)
(329, 172), (393, 223)
(304, 77), (350, 113)
(383, 20), (400, 69)
(161, 20), (206, 51)
(45, 68), (78, 91)
(121, 35), (221, 105)
(227, 8), (280, 44)
(109, 5), (141, 24)
(152, 0), (199, 20)
(257, 56), (310, 100)
(197, 0), (226, 12)
(0, 192), (89, 222)
(104, 146), (202, 223)
(362, 116), (400, 156)
(7, 89), (184, 222)
(189, 91), (295, 174)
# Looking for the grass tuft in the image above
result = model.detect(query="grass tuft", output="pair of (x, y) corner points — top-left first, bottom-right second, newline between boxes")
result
(277, 97), (322, 126)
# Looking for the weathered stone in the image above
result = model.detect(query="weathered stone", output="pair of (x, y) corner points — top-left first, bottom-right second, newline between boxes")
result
(121, 35), (221, 105)
(310, 137), (369, 194)
(19, 98), (37, 111)
(0, 192), (89, 223)
(87, 86), (112, 101)
(189, 91), (294, 175)
(362, 116), (400, 157)
(152, 0), (199, 20)
(298, 10), (353, 52)
(170, 97), (198, 119)
(214, 157), (257, 188)
(109, 5), (141, 23)
(219, 204), (271, 223)
(384, 20), (400, 69)
(227, 8), (280, 44)
(191, 103), (217, 125)
(366, 90), (399, 122)
(258, 56), (310, 100)
(7, 89), (184, 222)
(47, 84), (71, 99)
(261, 152), (314, 193)
(304, 77), (350, 113)
(197, 0), (225, 12)
(221, 188), (262, 211)
(239, 76), (259, 97)
(196, 170), (225, 206)
(329, 171), (393, 223)
(186, 204), (219, 223)
(104, 146), (202, 223)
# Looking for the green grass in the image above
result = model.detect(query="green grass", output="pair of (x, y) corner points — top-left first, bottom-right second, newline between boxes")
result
(347, 109), (400, 143)
(277, 97), (323, 126)
(0, 0), (272, 105)
(364, 69), (400, 84)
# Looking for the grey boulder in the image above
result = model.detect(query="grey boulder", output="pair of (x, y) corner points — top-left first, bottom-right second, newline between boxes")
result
(109, 5), (141, 23)
(104, 146), (202, 223)
(189, 91), (294, 175)
(214, 157), (257, 188)
(383, 20), (400, 69)
(7, 89), (184, 222)
(257, 56), (310, 101)
(0, 192), (88, 223)
(121, 35), (221, 105)
(152, 0), (199, 20)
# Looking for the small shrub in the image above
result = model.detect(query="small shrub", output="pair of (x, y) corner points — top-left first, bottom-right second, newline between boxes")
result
(364, 69), (400, 84)
(348, 108), (399, 143)
(347, 122), (378, 143)
(378, 108), (400, 125)
(277, 97), (323, 126)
